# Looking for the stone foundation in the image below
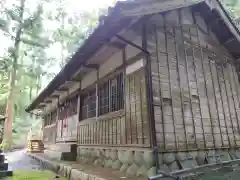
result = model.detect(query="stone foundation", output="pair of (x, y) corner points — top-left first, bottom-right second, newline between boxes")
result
(77, 147), (156, 177)
(77, 147), (240, 177)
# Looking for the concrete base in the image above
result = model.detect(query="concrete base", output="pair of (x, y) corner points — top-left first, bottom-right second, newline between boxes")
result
(44, 143), (77, 161)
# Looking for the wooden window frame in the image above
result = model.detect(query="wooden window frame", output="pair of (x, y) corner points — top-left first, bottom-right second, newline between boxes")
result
(80, 72), (124, 120)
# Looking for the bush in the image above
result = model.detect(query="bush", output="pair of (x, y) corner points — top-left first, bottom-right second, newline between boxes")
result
(1, 139), (13, 152)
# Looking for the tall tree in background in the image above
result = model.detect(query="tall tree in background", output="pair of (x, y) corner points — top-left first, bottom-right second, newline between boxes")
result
(0, 0), (113, 147)
(0, 0), (49, 144)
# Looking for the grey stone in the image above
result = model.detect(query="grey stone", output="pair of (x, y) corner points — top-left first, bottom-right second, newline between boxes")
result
(104, 149), (109, 158)
(229, 150), (237, 159)
(93, 159), (101, 166)
(112, 160), (122, 169)
(104, 159), (113, 168)
(90, 149), (97, 158)
(205, 150), (230, 164)
(159, 164), (170, 173)
(96, 149), (101, 157)
(118, 150), (125, 163)
(136, 165), (148, 177)
(196, 151), (207, 165)
(110, 150), (118, 161)
(235, 150), (240, 159)
(158, 153), (163, 165)
(163, 153), (175, 164)
(134, 151), (144, 166)
(144, 150), (155, 168)
(148, 167), (157, 177)
(176, 152), (189, 161)
(179, 159), (198, 169)
(177, 152), (198, 169)
(217, 151), (231, 162)
(120, 163), (129, 173)
(169, 161), (179, 172)
(123, 150), (134, 165)
(126, 163), (139, 176)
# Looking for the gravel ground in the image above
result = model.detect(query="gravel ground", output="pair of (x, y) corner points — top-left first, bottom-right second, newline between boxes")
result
(5, 149), (43, 171)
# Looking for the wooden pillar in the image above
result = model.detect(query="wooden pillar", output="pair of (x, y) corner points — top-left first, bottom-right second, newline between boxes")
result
(96, 69), (99, 119)
(55, 97), (60, 143)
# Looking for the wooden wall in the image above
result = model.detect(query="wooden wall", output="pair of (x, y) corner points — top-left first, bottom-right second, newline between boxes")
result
(148, 7), (240, 151)
(77, 69), (151, 147)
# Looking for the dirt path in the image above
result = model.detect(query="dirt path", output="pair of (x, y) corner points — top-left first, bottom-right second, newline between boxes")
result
(5, 149), (42, 170)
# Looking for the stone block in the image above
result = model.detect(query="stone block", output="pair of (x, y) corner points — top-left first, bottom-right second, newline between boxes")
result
(235, 149), (240, 159)
(159, 164), (170, 173)
(206, 150), (231, 164)
(136, 165), (148, 177)
(71, 170), (89, 180)
(105, 149), (110, 158)
(96, 149), (101, 157)
(134, 151), (144, 166)
(118, 150), (125, 163)
(123, 150), (134, 165)
(163, 153), (175, 164)
(93, 159), (101, 166)
(196, 151), (207, 165)
(216, 151), (231, 162)
(177, 152), (198, 169)
(110, 150), (118, 161)
(144, 150), (155, 168)
(126, 163), (139, 176)
(169, 161), (179, 172)
(229, 150), (237, 159)
(120, 163), (129, 173)
(112, 160), (121, 169)
(104, 159), (113, 168)
(158, 153), (163, 165)
(90, 149), (97, 158)
(148, 167), (157, 177)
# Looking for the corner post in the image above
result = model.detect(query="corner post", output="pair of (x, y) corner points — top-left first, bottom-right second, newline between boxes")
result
(142, 16), (159, 172)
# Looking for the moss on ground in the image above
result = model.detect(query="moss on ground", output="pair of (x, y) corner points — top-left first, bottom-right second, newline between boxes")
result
(9, 170), (66, 180)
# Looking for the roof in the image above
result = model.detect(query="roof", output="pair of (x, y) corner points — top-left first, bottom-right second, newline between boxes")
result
(26, 0), (240, 113)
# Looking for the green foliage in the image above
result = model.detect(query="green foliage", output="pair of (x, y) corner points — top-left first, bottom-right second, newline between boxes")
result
(10, 170), (67, 180)
(1, 139), (13, 151)
(0, 0), (108, 145)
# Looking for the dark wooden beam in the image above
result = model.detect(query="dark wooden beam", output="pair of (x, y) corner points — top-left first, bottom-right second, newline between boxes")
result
(50, 95), (59, 99)
(82, 64), (99, 69)
(71, 77), (82, 82)
(55, 88), (68, 92)
(67, 79), (81, 83)
(44, 100), (52, 104)
(107, 41), (125, 49)
(115, 35), (149, 54)
(37, 104), (46, 108)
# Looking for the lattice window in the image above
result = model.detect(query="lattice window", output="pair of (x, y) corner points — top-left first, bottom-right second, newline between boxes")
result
(51, 109), (57, 123)
(98, 72), (124, 115)
(69, 95), (78, 116)
(80, 89), (96, 120)
(80, 73), (124, 120)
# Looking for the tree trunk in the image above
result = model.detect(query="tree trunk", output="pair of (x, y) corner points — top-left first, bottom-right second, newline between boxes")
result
(4, 0), (25, 143)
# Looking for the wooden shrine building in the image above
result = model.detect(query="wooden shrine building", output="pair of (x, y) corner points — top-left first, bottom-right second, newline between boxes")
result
(26, 0), (240, 176)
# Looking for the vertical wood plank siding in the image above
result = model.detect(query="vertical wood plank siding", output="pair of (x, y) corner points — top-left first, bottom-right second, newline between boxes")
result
(77, 70), (151, 146)
(149, 8), (240, 152)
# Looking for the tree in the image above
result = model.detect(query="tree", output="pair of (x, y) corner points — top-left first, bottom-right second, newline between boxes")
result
(0, 0), (49, 144)
(0, 0), (114, 148)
